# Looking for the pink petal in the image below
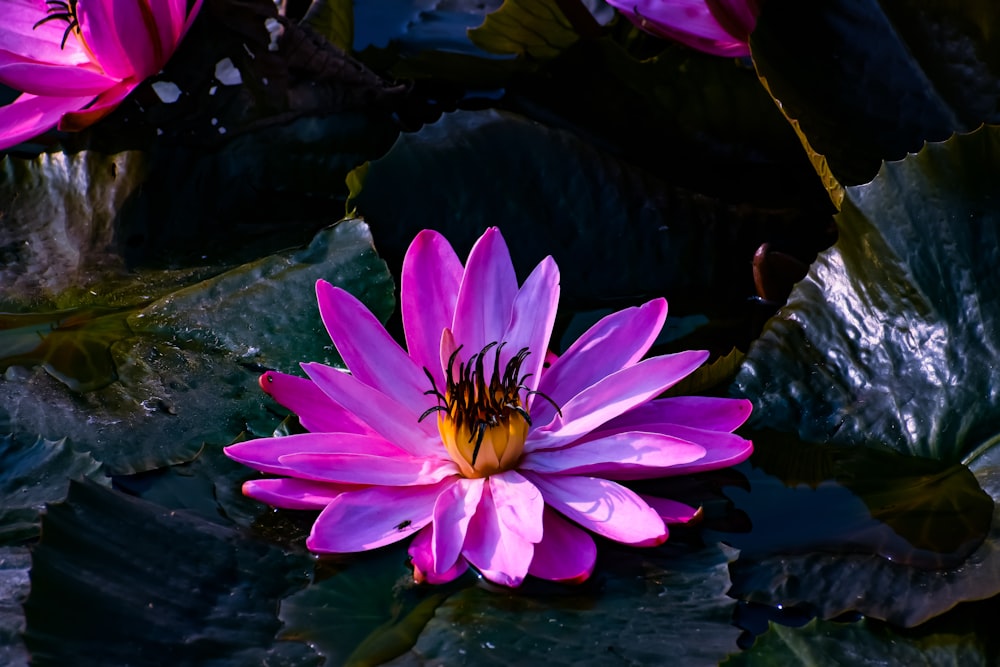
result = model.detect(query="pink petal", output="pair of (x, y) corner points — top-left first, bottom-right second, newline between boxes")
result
(524, 472), (667, 545)
(278, 452), (457, 486)
(401, 230), (463, 381)
(527, 350), (709, 451)
(640, 495), (700, 524)
(520, 431), (706, 479)
(0, 56), (117, 95)
(224, 432), (408, 476)
(500, 256), (559, 396)
(315, 281), (431, 414)
(77, 0), (133, 78)
(431, 477), (485, 571)
(451, 227), (519, 355)
(531, 299), (667, 426)
(528, 509), (596, 583)
(410, 524), (469, 584)
(258, 371), (376, 436)
(57, 79), (135, 131)
(588, 423), (753, 475)
(463, 480), (535, 587)
(242, 478), (352, 510)
(307, 480), (454, 552)
(0, 91), (94, 150)
(0, 0), (93, 65)
(602, 396), (752, 433)
(608, 0), (751, 57)
(489, 470), (544, 543)
(302, 361), (442, 458)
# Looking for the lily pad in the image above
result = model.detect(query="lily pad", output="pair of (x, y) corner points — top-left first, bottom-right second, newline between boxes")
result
(279, 542), (451, 666)
(385, 542), (742, 666)
(0, 434), (107, 545)
(350, 108), (821, 313)
(751, 0), (1000, 189)
(23, 481), (320, 667)
(0, 220), (395, 476)
(730, 126), (1000, 624)
(724, 616), (994, 666)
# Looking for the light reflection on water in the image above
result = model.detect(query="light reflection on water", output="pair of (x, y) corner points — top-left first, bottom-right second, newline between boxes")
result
(705, 432), (994, 570)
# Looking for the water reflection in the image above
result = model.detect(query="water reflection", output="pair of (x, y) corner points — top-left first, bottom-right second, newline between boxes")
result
(706, 431), (993, 570)
(0, 306), (133, 392)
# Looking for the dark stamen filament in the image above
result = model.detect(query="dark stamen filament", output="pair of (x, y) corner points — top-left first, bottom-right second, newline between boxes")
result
(420, 342), (561, 465)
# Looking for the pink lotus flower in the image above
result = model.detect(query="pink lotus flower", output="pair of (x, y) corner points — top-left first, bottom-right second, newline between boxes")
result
(225, 228), (753, 587)
(607, 0), (760, 58)
(0, 0), (202, 150)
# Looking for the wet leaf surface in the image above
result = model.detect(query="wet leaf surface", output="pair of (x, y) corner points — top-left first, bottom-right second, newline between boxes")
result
(731, 126), (1000, 625)
(24, 482), (320, 667)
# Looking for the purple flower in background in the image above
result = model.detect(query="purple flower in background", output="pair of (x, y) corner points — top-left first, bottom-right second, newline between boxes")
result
(607, 0), (760, 57)
(225, 228), (753, 587)
(0, 0), (202, 149)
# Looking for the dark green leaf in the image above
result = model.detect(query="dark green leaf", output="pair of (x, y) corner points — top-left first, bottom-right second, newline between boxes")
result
(1, 220), (395, 475)
(468, 0), (580, 59)
(730, 126), (1000, 625)
(302, 0), (353, 51)
(350, 109), (815, 313)
(751, 0), (1000, 187)
(279, 543), (450, 666)
(24, 482), (320, 667)
(0, 434), (107, 545)
(724, 615), (995, 667)
(386, 543), (742, 666)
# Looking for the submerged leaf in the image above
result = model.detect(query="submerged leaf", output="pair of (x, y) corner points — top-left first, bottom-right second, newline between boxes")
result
(0, 307), (132, 392)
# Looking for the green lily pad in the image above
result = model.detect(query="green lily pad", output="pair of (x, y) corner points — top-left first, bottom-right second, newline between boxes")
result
(468, 0), (582, 59)
(0, 220), (395, 476)
(279, 542), (452, 666)
(350, 108), (820, 313)
(751, 0), (1000, 188)
(0, 434), (107, 545)
(23, 481), (320, 667)
(385, 542), (742, 665)
(724, 607), (1000, 667)
(730, 126), (1000, 625)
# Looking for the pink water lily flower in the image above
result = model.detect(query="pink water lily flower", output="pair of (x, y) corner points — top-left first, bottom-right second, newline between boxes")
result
(225, 228), (753, 587)
(0, 0), (202, 150)
(607, 0), (760, 58)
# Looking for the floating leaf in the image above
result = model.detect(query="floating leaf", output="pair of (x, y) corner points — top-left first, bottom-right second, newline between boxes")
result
(730, 126), (1000, 625)
(24, 482), (319, 667)
(302, 0), (354, 52)
(0, 434), (107, 545)
(751, 0), (1000, 190)
(386, 543), (742, 665)
(0, 220), (395, 476)
(279, 543), (450, 666)
(350, 109), (820, 313)
(724, 613), (996, 667)
(468, 0), (581, 59)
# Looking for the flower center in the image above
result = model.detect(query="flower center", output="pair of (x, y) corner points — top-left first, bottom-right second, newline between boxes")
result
(421, 342), (555, 479)
(33, 0), (81, 50)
